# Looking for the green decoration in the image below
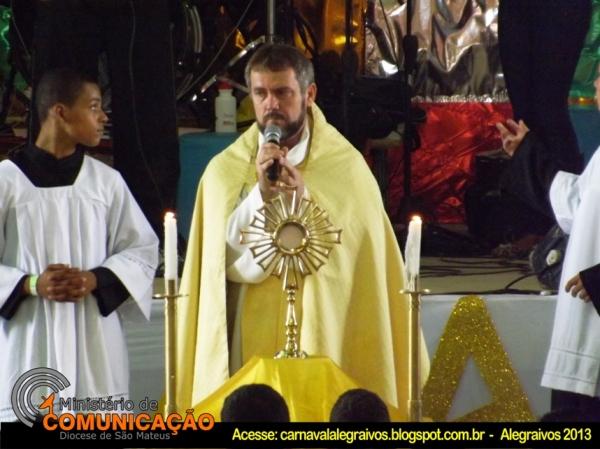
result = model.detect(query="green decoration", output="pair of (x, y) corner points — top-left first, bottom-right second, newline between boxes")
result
(570, 0), (600, 104)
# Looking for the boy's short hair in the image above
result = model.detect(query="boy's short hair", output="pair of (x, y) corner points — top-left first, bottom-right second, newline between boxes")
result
(220, 384), (290, 422)
(35, 68), (98, 123)
(330, 388), (390, 422)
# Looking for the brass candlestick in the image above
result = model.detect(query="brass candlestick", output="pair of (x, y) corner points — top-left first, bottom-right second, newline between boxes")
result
(401, 275), (429, 422)
(153, 278), (186, 415)
(241, 191), (341, 358)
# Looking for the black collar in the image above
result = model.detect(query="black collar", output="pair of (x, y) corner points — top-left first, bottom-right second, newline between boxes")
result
(10, 144), (84, 187)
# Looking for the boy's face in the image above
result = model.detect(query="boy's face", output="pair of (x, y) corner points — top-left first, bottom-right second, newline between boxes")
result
(62, 82), (107, 147)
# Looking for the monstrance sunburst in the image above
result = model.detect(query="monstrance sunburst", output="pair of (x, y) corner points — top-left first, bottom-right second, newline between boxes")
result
(240, 191), (342, 358)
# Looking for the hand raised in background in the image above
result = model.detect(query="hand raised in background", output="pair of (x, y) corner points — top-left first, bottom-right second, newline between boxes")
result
(496, 119), (529, 157)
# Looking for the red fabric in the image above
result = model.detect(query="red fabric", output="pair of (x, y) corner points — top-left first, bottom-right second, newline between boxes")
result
(366, 102), (513, 223)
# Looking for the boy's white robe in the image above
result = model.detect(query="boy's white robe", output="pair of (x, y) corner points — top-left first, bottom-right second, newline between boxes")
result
(0, 156), (158, 421)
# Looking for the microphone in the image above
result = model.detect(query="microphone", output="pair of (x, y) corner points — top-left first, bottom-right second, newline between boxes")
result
(264, 124), (282, 181)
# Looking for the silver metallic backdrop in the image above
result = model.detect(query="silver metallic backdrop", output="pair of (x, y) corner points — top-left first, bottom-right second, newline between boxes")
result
(365, 0), (507, 101)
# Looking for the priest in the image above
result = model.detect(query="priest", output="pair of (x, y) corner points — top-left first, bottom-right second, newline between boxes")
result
(177, 43), (428, 419)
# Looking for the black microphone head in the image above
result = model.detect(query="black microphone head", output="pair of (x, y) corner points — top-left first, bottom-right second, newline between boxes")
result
(264, 124), (282, 144)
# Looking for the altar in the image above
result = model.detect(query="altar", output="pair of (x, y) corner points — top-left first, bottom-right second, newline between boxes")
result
(126, 293), (556, 420)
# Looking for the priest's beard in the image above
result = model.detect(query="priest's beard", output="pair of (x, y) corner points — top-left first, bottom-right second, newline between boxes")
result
(259, 100), (307, 142)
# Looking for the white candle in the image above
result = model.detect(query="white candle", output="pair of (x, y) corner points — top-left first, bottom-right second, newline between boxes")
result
(405, 215), (422, 280)
(164, 212), (178, 280)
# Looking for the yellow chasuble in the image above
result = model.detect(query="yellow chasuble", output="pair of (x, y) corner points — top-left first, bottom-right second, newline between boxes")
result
(176, 104), (428, 419)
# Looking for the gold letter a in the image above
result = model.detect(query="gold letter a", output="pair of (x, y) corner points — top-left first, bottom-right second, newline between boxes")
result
(422, 295), (535, 421)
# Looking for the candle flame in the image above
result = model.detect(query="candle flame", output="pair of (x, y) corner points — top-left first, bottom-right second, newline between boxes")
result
(411, 215), (422, 224)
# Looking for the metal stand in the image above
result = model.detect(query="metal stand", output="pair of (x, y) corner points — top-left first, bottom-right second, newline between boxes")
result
(266, 0), (277, 43)
(401, 275), (429, 422)
(196, 0), (286, 94)
(153, 279), (185, 415)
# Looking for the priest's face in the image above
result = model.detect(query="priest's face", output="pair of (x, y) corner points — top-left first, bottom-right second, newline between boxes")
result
(250, 68), (316, 145)
(61, 82), (108, 147)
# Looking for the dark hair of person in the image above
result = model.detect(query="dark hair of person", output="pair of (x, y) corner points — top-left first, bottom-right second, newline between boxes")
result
(330, 388), (391, 422)
(244, 43), (314, 93)
(35, 68), (98, 122)
(220, 384), (290, 422)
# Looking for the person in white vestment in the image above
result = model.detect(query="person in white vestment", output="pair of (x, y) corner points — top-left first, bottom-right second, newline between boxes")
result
(0, 68), (158, 421)
(497, 68), (600, 416)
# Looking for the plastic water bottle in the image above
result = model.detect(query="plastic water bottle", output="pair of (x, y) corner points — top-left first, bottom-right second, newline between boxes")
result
(215, 82), (237, 133)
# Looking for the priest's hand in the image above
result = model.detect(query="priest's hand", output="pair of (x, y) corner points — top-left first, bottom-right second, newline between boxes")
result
(277, 157), (305, 200)
(565, 273), (590, 302)
(496, 119), (529, 157)
(257, 142), (289, 201)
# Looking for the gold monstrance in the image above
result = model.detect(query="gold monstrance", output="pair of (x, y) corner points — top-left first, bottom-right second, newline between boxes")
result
(240, 191), (341, 358)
